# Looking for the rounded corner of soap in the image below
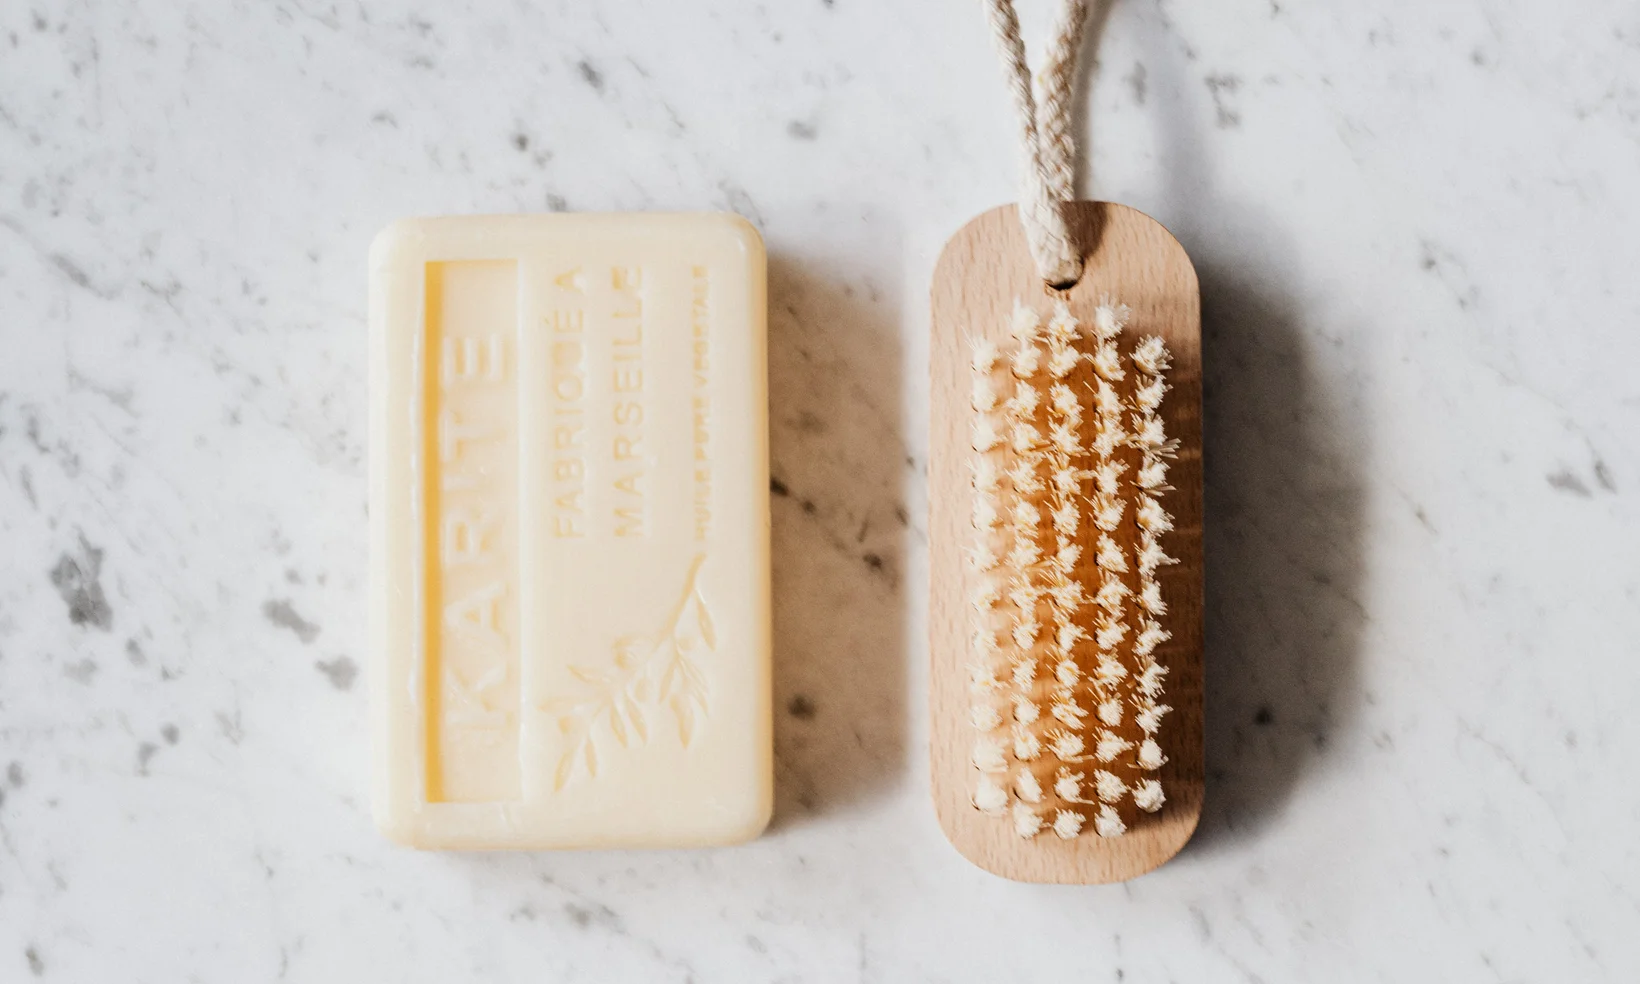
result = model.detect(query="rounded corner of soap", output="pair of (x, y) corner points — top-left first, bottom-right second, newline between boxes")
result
(716, 786), (775, 846)
(373, 807), (421, 849)
(703, 211), (765, 258)
(368, 217), (428, 268)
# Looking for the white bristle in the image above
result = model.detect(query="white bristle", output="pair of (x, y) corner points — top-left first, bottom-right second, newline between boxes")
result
(1094, 379), (1123, 416)
(1138, 737), (1167, 770)
(1050, 699), (1087, 726)
(1048, 422), (1079, 455)
(1136, 495), (1173, 533)
(966, 542), (999, 572)
(1093, 496), (1125, 531)
(1095, 619), (1128, 650)
(1049, 382), (1079, 417)
(1008, 500), (1041, 532)
(1092, 304), (1126, 340)
(1048, 730), (1086, 761)
(1095, 534), (1127, 572)
(972, 497), (998, 531)
(972, 417), (1002, 452)
(1010, 657), (1037, 690)
(970, 704), (1003, 731)
(1049, 467), (1081, 496)
(1093, 461), (1126, 495)
(972, 377), (998, 412)
(1132, 336), (1170, 375)
(1132, 779), (1165, 812)
(967, 662), (1000, 692)
(1047, 301), (1078, 342)
(972, 456), (1001, 493)
(971, 337), (1001, 373)
(974, 775), (1008, 814)
(1138, 580), (1167, 616)
(1010, 303), (1042, 341)
(1003, 540), (1041, 570)
(1136, 664), (1168, 698)
(1094, 769), (1128, 803)
(1094, 576), (1129, 611)
(1009, 421), (1041, 454)
(1052, 809), (1084, 839)
(1094, 804), (1127, 838)
(1130, 416), (1167, 451)
(1006, 380), (1040, 417)
(1095, 734), (1132, 763)
(1136, 534), (1175, 576)
(1054, 659), (1080, 687)
(1012, 803), (1044, 838)
(1047, 579), (1086, 611)
(1135, 376), (1166, 412)
(1016, 770), (1043, 804)
(1007, 583), (1042, 612)
(972, 738), (1007, 772)
(1136, 457), (1169, 489)
(1006, 459), (1044, 494)
(1013, 697), (1040, 725)
(1098, 699), (1123, 726)
(1048, 347), (1079, 378)
(1053, 539), (1082, 572)
(967, 679), (999, 699)
(1055, 769), (1084, 801)
(1010, 343), (1041, 378)
(1013, 731), (1042, 761)
(1133, 620), (1171, 658)
(1089, 342), (1124, 382)
(1134, 701), (1171, 735)
(1091, 427), (1123, 459)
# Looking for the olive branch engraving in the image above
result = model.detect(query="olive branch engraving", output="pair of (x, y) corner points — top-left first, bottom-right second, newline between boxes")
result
(543, 554), (714, 791)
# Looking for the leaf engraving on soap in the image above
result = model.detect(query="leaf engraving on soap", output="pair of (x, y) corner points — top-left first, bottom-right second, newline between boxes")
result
(545, 554), (716, 790)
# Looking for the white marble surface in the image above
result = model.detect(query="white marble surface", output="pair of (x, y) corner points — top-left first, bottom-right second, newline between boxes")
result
(2, 0), (1638, 980)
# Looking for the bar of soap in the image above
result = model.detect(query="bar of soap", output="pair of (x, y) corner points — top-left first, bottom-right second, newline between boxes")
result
(367, 213), (771, 849)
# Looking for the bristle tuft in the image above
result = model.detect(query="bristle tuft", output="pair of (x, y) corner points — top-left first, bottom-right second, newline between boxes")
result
(1132, 335), (1170, 375)
(974, 775), (1008, 814)
(1013, 803), (1044, 838)
(1094, 769), (1128, 804)
(972, 738), (1006, 772)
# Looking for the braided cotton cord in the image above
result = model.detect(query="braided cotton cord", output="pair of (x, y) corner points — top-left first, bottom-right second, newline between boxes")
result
(984, 0), (1091, 288)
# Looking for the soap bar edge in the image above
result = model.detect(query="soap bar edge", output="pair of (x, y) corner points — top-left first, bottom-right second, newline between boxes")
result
(367, 212), (773, 849)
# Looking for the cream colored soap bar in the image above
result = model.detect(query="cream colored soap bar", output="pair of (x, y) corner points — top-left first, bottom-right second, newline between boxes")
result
(368, 213), (771, 849)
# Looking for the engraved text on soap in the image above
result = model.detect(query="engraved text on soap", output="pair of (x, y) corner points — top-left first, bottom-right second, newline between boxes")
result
(424, 259), (522, 802)
(611, 266), (647, 537)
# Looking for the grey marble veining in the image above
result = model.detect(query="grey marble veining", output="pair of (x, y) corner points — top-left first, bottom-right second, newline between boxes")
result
(1, 0), (1637, 980)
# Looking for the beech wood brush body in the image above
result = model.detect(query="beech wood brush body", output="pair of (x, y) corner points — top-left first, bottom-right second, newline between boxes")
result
(930, 203), (1203, 883)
